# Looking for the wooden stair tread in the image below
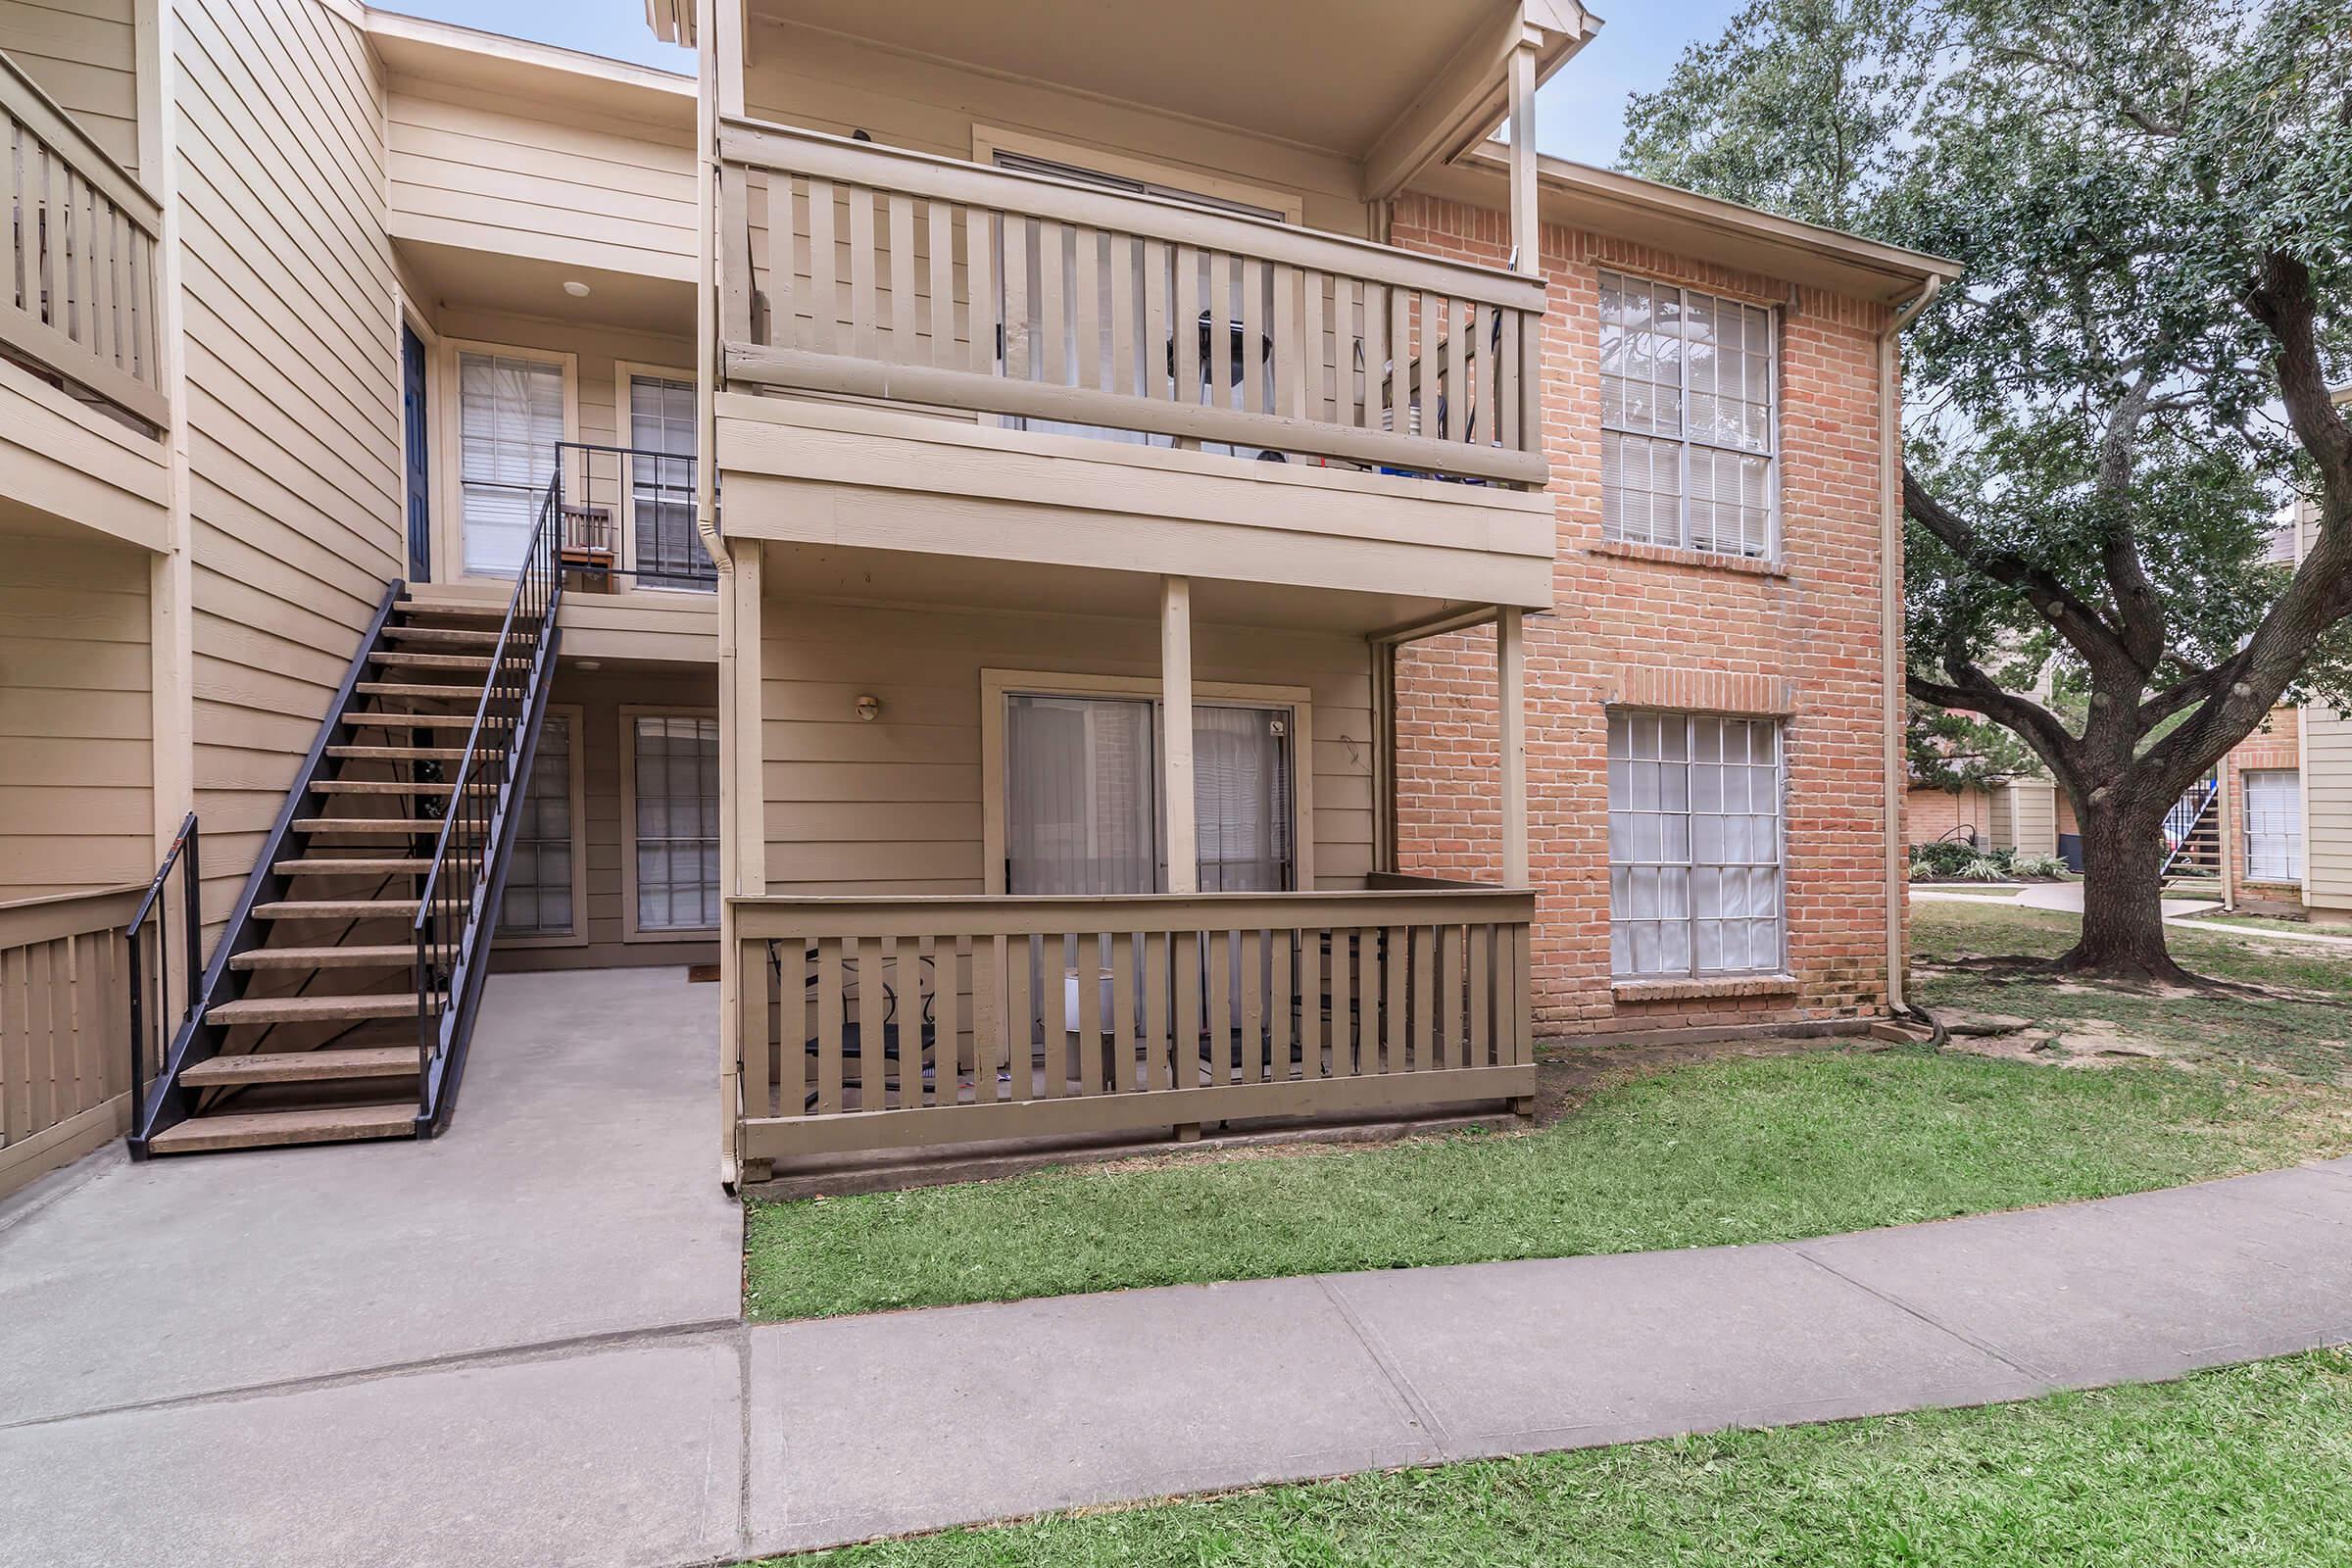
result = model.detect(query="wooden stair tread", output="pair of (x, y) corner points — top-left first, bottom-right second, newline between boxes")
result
(311, 779), (463, 795)
(327, 744), (471, 760)
(355, 681), (511, 701)
(396, 598), (505, 618)
(385, 625), (502, 646)
(372, 651), (497, 670)
(254, 899), (427, 919)
(272, 857), (473, 876)
(294, 817), (448, 834)
(179, 1045), (422, 1087)
(147, 1103), (416, 1153)
(341, 712), (495, 730)
(206, 992), (424, 1025)
(231, 944), (415, 970)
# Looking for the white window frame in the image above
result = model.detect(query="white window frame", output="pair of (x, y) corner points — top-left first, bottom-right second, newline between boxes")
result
(978, 669), (1316, 896)
(619, 706), (722, 940)
(1609, 709), (1789, 980)
(1597, 269), (1782, 563)
(493, 703), (588, 948)
(612, 360), (710, 594)
(2241, 767), (2304, 884)
(437, 338), (578, 584)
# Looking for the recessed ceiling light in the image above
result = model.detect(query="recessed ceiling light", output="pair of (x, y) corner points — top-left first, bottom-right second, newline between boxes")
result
(563, 279), (591, 298)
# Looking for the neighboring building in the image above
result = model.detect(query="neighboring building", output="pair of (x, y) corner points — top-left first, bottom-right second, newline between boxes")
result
(0, 0), (1954, 1197)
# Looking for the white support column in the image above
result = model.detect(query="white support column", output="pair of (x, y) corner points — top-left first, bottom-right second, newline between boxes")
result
(1161, 576), (1198, 894)
(1506, 40), (1544, 461)
(1498, 606), (1530, 887)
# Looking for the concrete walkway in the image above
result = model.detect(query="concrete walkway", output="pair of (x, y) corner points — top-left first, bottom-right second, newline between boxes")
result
(6, 1021), (2352, 1568)
(1917, 882), (2352, 947)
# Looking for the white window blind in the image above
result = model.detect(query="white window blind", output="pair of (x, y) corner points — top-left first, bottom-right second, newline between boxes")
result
(460, 352), (564, 574)
(1610, 710), (1786, 978)
(497, 713), (573, 937)
(628, 374), (710, 590)
(1599, 270), (1778, 560)
(632, 714), (720, 931)
(1002, 694), (1293, 894)
(2242, 769), (2303, 882)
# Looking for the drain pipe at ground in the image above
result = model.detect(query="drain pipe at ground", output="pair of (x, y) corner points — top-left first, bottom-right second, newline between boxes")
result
(1880, 276), (1942, 1027)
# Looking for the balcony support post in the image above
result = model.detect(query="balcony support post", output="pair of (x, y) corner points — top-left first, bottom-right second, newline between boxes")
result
(1161, 576), (1198, 895)
(1507, 39), (1544, 462)
(1498, 606), (1529, 888)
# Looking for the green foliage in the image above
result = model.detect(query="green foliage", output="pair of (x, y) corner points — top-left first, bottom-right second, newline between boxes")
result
(1911, 838), (1984, 875)
(1908, 699), (2041, 791)
(2014, 853), (2074, 878)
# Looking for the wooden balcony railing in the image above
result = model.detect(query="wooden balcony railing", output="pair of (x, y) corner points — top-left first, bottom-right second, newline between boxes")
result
(1, 885), (144, 1188)
(717, 118), (1547, 489)
(2, 51), (167, 429)
(733, 887), (1537, 1161)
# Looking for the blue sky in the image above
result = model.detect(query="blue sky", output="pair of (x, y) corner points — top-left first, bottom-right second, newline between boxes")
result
(377, 1), (1741, 168)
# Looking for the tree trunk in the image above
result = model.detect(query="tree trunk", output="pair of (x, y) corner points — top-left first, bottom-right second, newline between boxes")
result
(2062, 794), (2197, 984)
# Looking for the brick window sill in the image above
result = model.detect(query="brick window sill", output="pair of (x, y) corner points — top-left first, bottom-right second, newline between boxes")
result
(1612, 974), (1802, 1004)
(1590, 538), (1788, 578)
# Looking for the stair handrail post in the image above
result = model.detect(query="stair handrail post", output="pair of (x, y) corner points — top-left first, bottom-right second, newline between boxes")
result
(124, 810), (200, 1136)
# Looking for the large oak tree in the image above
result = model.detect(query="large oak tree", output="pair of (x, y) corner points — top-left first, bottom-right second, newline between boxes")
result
(1624, 0), (2352, 980)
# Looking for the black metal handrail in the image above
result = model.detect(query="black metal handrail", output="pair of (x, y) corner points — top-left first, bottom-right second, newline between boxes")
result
(554, 439), (714, 590)
(411, 471), (564, 1123)
(124, 811), (201, 1116)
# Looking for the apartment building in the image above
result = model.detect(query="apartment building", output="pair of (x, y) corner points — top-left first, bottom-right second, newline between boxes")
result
(0, 0), (1953, 1197)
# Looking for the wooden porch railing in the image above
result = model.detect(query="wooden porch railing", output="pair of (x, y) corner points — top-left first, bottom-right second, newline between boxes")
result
(734, 888), (1537, 1161)
(717, 117), (1547, 489)
(2, 51), (167, 428)
(0, 885), (144, 1192)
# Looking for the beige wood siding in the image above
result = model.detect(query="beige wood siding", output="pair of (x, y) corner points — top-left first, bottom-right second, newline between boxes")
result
(176, 0), (402, 932)
(760, 599), (1376, 897)
(743, 19), (1369, 239)
(1988, 779), (2056, 858)
(2306, 709), (2352, 914)
(492, 663), (719, 972)
(385, 75), (695, 280)
(3, 0), (140, 172)
(0, 535), (152, 895)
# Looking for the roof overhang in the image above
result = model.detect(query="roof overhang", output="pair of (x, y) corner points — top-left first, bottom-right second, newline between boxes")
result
(1418, 146), (1962, 305)
(368, 7), (694, 128)
(656, 1), (1594, 199)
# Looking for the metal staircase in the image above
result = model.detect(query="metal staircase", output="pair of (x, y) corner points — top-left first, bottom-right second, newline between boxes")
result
(127, 482), (564, 1156)
(2161, 774), (2223, 883)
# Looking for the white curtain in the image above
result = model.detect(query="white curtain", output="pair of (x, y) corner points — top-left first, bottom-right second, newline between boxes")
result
(2243, 769), (2303, 882)
(460, 353), (564, 574)
(1194, 706), (1292, 891)
(629, 374), (709, 588)
(1004, 696), (1158, 895)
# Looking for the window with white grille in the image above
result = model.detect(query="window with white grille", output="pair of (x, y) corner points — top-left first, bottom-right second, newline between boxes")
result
(459, 351), (564, 574)
(1609, 710), (1786, 978)
(1599, 270), (1779, 560)
(631, 714), (720, 932)
(2242, 769), (2303, 883)
(497, 712), (574, 937)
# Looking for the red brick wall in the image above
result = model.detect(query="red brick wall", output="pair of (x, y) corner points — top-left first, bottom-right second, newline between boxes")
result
(1388, 194), (1896, 1038)
(1908, 785), (1992, 847)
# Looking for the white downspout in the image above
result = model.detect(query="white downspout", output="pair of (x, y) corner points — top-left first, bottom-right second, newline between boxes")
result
(1879, 275), (1941, 1013)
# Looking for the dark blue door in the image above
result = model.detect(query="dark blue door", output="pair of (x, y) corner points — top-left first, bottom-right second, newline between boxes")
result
(401, 323), (431, 581)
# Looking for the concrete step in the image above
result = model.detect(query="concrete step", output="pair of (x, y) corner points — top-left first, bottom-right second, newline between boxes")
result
(204, 992), (424, 1026)
(179, 1045), (423, 1087)
(147, 1102), (416, 1153)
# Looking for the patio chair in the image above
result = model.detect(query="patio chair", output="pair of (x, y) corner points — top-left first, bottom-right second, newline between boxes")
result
(766, 942), (938, 1111)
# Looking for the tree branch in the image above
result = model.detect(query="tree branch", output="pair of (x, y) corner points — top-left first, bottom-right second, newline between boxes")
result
(1904, 467), (2135, 674)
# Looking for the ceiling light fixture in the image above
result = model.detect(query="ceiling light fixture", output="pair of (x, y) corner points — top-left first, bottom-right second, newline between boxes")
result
(563, 279), (592, 298)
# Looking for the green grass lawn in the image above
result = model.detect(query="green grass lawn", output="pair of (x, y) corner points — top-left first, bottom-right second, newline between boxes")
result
(1914, 901), (2352, 1082)
(747, 897), (2352, 1321)
(762, 1349), (2352, 1567)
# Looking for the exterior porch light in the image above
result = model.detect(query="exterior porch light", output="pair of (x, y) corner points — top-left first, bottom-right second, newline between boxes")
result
(854, 694), (880, 721)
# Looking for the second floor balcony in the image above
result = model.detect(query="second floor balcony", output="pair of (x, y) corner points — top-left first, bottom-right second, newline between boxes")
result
(712, 119), (1559, 612)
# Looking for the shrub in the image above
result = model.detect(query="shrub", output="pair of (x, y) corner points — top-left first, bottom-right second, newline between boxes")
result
(2013, 854), (2072, 879)
(1911, 840), (1982, 877)
(1959, 857), (2010, 881)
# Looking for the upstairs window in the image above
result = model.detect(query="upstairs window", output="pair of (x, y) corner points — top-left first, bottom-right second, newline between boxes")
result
(1599, 270), (1779, 561)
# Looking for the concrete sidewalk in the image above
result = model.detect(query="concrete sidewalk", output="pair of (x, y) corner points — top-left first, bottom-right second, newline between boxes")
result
(7, 1152), (2352, 1564)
